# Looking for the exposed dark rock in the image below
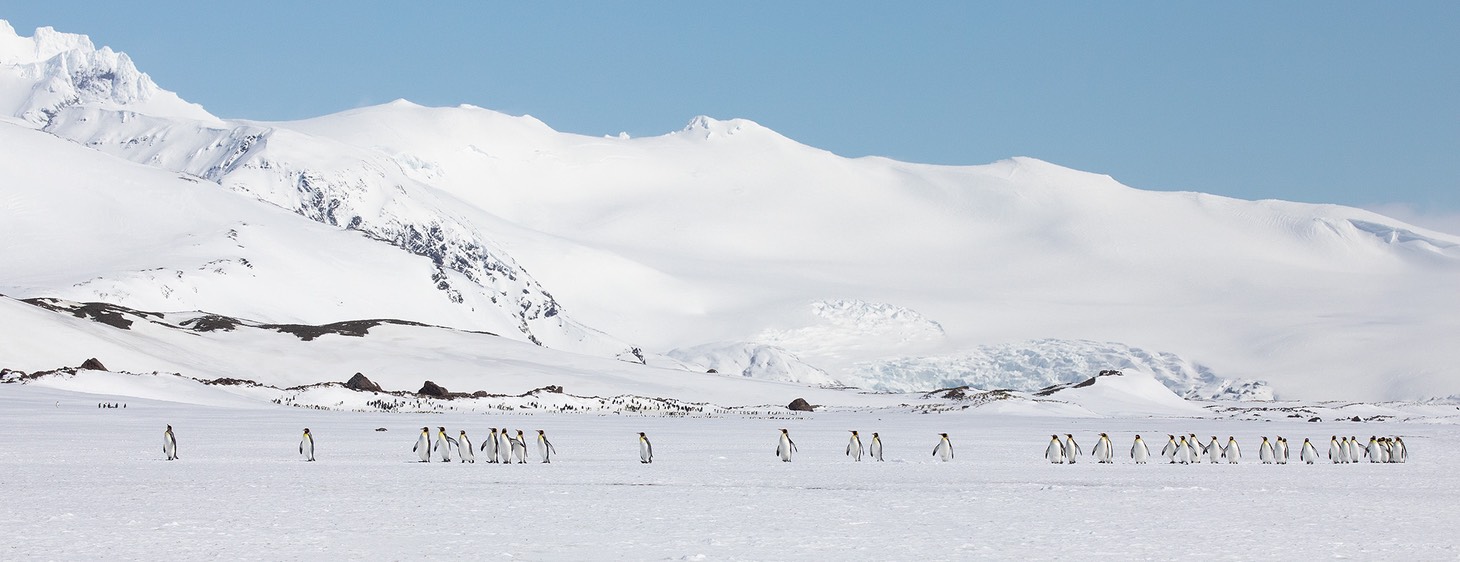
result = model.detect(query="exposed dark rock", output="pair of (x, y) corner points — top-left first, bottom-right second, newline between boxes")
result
(418, 380), (449, 397)
(706, 368), (718, 374)
(204, 377), (257, 386)
(79, 358), (107, 371)
(375, 427), (388, 432)
(787, 398), (815, 412)
(345, 373), (383, 392)
(180, 314), (240, 332)
(1309, 417), (1322, 422)
(1351, 416), (1362, 422)
(22, 298), (160, 330)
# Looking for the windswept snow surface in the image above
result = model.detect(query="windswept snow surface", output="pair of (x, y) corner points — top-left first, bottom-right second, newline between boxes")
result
(3, 384), (1458, 560)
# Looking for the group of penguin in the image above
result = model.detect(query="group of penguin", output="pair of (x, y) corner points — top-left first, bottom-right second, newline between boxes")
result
(1046, 433), (1410, 465)
(161, 424), (1409, 466)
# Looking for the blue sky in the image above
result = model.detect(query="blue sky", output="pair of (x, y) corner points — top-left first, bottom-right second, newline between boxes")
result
(3, 2), (1457, 230)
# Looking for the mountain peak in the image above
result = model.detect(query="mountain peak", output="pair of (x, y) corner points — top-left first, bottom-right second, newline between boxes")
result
(0, 20), (217, 126)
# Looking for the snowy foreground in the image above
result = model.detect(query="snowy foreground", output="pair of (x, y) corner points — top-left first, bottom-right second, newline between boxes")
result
(3, 385), (1456, 560)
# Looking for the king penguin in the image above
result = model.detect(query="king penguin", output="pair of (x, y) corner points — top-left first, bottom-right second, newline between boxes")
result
(1393, 437), (1407, 463)
(638, 432), (653, 464)
(1206, 436), (1223, 464)
(458, 430), (475, 463)
(1258, 437), (1274, 464)
(435, 426), (456, 462)
(1161, 435), (1178, 464)
(933, 433), (953, 462)
(776, 429), (797, 462)
(300, 428), (315, 462)
(1093, 433), (1114, 463)
(1276, 437), (1289, 464)
(1222, 436), (1241, 464)
(483, 428), (500, 463)
(1348, 435), (1362, 464)
(1131, 435), (1150, 464)
(511, 430), (529, 464)
(1063, 434), (1081, 464)
(1046, 435), (1065, 464)
(413, 426), (431, 462)
(1301, 438), (1319, 464)
(1190, 434), (1205, 464)
(536, 430), (557, 463)
(163, 425), (178, 461)
(1175, 436), (1191, 465)
(869, 432), (884, 462)
(846, 431), (864, 462)
(498, 428), (513, 464)
(1329, 436), (1344, 464)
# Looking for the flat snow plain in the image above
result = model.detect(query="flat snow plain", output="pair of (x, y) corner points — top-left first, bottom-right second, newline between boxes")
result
(2, 385), (1454, 560)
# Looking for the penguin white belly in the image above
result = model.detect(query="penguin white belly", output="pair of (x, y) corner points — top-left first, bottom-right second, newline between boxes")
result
(459, 437), (474, 463)
(499, 434), (513, 463)
(777, 435), (795, 462)
(414, 434), (431, 462)
(1045, 441), (1064, 463)
(1131, 441), (1148, 464)
(847, 436), (862, 461)
(1207, 440), (1222, 463)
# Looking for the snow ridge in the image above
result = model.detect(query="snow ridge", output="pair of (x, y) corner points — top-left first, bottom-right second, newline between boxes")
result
(852, 339), (1272, 400)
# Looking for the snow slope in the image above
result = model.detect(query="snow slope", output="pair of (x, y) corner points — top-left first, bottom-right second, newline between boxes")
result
(3, 21), (1459, 400)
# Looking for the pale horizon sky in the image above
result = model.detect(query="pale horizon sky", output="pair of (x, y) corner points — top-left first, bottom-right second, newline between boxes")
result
(2, 2), (1457, 233)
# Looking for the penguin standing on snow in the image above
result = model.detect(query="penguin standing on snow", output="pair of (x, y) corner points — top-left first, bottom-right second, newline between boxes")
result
(1301, 438), (1319, 464)
(869, 432), (884, 462)
(1222, 436), (1241, 464)
(536, 430), (557, 463)
(457, 430), (475, 463)
(1161, 435), (1178, 464)
(1258, 437), (1274, 464)
(638, 432), (653, 464)
(1392, 437), (1407, 463)
(846, 431), (864, 462)
(413, 427), (431, 462)
(511, 430), (529, 463)
(1348, 436), (1362, 463)
(498, 428), (513, 464)
(933, 433), (953, 462)
(299, 428), (315, 462)
(1276, 437), (1289, 464)
(1190, 434), (1205, 464)
(1093, 433), (1114, 463)
(1205, 436), (1223, 464)
(776, 429), (797, 462)
(1131, 435), (1150, 464)
(1063, 434), (1081, 464)
(435, 427), (456, 462)
(1329, 436), (1345, 464)
(1175, 436), (1192, 465)
(1046, 435), (1066, 464)
(483, 428), (499, 463)
(163, 425), (179, 461)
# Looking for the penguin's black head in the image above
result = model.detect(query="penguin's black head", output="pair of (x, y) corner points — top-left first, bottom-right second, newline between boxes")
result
(850, 430), (858, 435)
(303, 428), (310, 434)
(1134, 434), (1141, 439)
(940, 433), (949, 437)
(638, 432), (645, 437)
(166, 425), (172, 431)
(537, 430), (544, 434)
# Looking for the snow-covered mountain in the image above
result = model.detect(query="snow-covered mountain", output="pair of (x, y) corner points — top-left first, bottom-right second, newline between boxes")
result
(3, 21), (1459, 401)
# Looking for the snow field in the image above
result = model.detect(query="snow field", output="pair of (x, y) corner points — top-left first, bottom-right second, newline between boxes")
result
(2, 385), (1454, 560)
